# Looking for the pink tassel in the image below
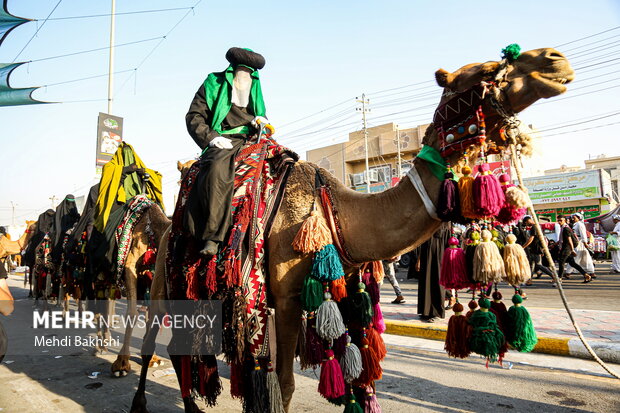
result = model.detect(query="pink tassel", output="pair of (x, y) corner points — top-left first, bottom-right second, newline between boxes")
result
(364, 386), (382, 413)
(318, 349), (345, 399)
(473, 163), (505, 217)
(439, 237), (471, 290)
(496, 173), (526, 224)
(372, 303), (386, 334)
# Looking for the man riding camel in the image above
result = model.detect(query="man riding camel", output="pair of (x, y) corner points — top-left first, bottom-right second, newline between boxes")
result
(183, 47), (270, 256)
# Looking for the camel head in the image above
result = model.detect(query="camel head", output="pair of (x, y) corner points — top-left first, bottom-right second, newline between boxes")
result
(427, 47), (574, 166)
(177, 160), (197, 182)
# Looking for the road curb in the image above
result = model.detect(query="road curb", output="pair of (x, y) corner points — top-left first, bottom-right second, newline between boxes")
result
(384, 320), (620, 363)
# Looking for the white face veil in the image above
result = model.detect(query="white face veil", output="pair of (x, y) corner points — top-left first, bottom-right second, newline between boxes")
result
(231, 67), (252, 108)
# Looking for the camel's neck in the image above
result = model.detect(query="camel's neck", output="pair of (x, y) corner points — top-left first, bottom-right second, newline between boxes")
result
(333, 151), (443, 263)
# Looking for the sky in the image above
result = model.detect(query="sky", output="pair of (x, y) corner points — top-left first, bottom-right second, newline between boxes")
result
(1, 0), (619, 226)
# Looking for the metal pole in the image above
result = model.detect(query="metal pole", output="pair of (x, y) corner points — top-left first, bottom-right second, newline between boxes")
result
(360, 94), (370, 193)
(107, 0), (117, 114)
(10, 201), (15, 226)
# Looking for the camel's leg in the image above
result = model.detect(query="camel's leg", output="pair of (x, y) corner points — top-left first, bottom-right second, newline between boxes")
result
(274, 296), (302, 411)
(112, 286), (137, 377)
(130, 310), (162, 413)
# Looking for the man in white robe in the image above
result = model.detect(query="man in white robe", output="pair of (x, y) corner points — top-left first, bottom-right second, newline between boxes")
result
(611, 215), (620, 273)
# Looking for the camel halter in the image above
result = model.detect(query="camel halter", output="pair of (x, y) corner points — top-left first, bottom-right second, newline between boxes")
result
(406, 162), (440, 222)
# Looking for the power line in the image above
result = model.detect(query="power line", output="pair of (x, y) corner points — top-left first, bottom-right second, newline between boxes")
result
(39, 6), (195, 21)
(44, 68), (136, 87)
(542, 121), (620, 138)
(555, 25), (620, 48)
(12, 0), (63, 63)
(562, 33), (620, 53)
(536, 111), (620, 133)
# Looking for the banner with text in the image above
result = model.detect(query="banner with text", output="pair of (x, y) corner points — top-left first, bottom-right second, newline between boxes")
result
(523, 170), (602, 205)
(96, 112), (123, 175)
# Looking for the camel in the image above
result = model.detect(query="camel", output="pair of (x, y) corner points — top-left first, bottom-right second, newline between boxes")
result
(131, 47), (575, 412)
(0, 220), (36, 259)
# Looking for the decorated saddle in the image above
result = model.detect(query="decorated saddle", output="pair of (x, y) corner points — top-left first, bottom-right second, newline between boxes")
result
(166, 137), (297, 407)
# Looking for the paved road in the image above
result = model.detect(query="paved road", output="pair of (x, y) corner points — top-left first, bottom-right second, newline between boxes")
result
(1, 271), (619, 412)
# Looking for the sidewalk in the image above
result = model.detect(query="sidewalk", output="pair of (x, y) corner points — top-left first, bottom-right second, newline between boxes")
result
(380, 261), (620, 363)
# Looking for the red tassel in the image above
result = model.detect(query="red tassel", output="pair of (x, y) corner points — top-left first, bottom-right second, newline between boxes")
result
(185, 259), (202, 300)
(331, 276), (348, 302)
(490, 291), (509, 359)
(466, 299), (478, 319)
(362, 271), (380, 306)
(366, 326), (387, 361)
(496, 173), (526, 224)
(142, 247), (157, 266)
(439, 237), (470, 290)
(354, 337), (382, 386)
(473, 163), (505, 217)
(230, 360), (244, 399)
(180, 355), (192, 398)
(444, 302), (471, 358)
(318, 349), (345, 399)
(205, 256), (217, 297)
(305, 315), (324, 367)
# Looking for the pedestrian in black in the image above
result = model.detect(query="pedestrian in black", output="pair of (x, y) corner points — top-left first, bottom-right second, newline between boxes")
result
(557, 215), (592, 283)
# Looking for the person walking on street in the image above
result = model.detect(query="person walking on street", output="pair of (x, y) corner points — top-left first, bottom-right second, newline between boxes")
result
(383, 257), (405, 303)
(557, 215), (592, 283)
(571, 212), (596, 279)
(610, 215), (620, 273)
(519, 216), (555, 286)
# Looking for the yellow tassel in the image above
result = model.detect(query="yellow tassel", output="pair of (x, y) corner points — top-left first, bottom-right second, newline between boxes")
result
(292, 208), (333, 254)
(458, 166), (478, 219)
(503, 234), (531, 286)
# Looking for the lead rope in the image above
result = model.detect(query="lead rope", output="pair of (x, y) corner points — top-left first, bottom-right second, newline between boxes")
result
(508, 139), (620, 380)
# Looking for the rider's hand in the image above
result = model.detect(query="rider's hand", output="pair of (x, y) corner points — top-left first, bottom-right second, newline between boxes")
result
(209, 136), (233, 149)
(251, 116), (269, 128)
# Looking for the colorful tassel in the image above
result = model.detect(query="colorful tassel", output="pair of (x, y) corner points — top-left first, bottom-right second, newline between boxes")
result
(293, 208), (332, 253)
(506, 294), (538, 352)
(458, 165), (477, 219)
(142, 247), (157, 266)
(444, 302), (471, 359)
(312, 244), (345, 281)
(343, 392), (364, 413)
(503, 234), (531, 286)
(301, 275), (324, 312)
(251, 359), (269, 413)
(331, 276), (348, 302)
(297, 314), (309, 369)
(362, 271), (380, 306)
(437, 170), (461, 222)
(355, 336), (382, 386)
(305, 314), (324, 367)
(473, 163), (505, 217)
(371, 261), (385, 283)
(318, 349), (346, 400)
(465, 231), (480, 284)
(473, 229), (506, 284)
(372, 303), (386, 334)
(490, 291), (508, 328)
(505, 185), (530, 208)
(439, 236), (470, 290)
(364, 386), (382, 413)
(266, 363), (285, 413)
(468, 298), (505, 363)
(316, 292), (346, 341)
(497, 173), (526, 224)
(340, 335), (363, 383)
(366, 325), (386, 361)
(349, 282), (374, 327)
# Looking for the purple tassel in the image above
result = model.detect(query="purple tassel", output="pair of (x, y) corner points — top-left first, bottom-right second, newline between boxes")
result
(372, 303), (386, 334)
(305, 315), (324, 367)
(473, 163), (505, 217)
(439, 237), (471, 290)
(332, 332), (348, 359)
(364, 386), (382, 413)
(362, 271), (380, 306)
(437, 171), (461, 222)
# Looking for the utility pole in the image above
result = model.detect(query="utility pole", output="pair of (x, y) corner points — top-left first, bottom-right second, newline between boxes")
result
(107, 0), (117, 114)
(396, 124), (402, 178)
(356, 94), (371, 193)
(10, 201), (16, 226)
(49, 195), (57, 209)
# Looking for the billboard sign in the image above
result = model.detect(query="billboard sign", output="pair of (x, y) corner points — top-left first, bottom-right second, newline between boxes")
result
(523, 170), (602, 205)
(96, 112), (123, 175)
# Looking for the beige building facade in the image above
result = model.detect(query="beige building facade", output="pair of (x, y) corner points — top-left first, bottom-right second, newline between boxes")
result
(306, 122), (430, 192)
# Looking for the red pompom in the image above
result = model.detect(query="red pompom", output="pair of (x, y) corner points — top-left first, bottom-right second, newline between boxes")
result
(318, 349), (345, 399)
(439, 237), (471, 290)
(473, 163), (505, 217)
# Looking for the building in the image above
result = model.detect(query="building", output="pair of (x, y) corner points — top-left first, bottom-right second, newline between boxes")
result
(584, 154), (620, 202)
(523, 169), (614, 222)
(306, 122), (429, 192)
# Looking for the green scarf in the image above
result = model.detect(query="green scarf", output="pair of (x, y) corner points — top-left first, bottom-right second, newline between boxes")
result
(416, 145), (447, 181)
(203, 65), (266, 134)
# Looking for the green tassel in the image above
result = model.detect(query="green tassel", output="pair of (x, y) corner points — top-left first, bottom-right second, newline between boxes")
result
(491, 229), (504, 254)
(468, 298), (505, 362)
(349, 283), (374, 327)
(507, 294), (538, 352)
(301, 275), (324, 312)
(501, 43), (521, 62)
(343, 393), (363, 413)
(312, 244), (345, 281)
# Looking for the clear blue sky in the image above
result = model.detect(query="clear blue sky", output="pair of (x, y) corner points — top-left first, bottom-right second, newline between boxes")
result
(1, 0), (619, 225)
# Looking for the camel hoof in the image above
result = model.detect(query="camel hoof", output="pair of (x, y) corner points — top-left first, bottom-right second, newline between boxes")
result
(130, 391), (149, 413)
(121, 370), (128, 377)
(113, 371), (121, 378)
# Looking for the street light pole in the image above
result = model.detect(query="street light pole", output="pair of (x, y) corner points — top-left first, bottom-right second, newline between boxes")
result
(396, 125), (402, 178)
(10, 201), (16, 226)
(356, 94), (371, 193)
(107, 0), (117, 114)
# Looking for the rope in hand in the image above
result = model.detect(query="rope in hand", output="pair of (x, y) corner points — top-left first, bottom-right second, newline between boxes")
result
(508, 138), (619, 380)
